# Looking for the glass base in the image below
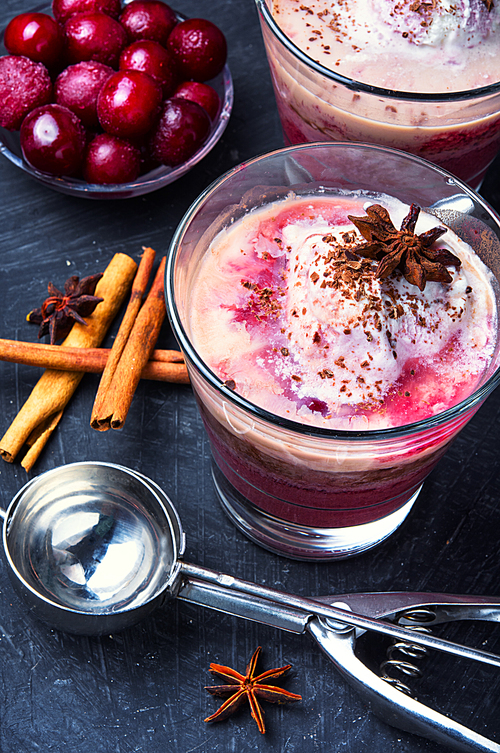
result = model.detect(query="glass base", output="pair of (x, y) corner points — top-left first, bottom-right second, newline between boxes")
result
(212, 462), (421, 561)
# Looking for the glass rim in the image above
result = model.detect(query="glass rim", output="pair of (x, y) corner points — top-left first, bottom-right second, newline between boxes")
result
(166, 141), (500, 442)
(254, 0), (500, 103)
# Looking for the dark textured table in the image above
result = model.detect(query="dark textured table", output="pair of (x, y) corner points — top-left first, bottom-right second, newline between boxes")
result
(1, 1), (500, 751)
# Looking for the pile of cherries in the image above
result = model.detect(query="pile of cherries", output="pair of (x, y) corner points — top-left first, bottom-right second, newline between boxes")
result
(0, 0), (227, 184)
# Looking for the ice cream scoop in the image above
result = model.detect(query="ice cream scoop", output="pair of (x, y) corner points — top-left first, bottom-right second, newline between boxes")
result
(2, 460), (500, 752)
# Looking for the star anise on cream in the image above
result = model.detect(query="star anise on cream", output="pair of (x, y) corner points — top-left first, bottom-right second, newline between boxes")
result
(204, 646), (302, 734)
(347, 203), (461, 291)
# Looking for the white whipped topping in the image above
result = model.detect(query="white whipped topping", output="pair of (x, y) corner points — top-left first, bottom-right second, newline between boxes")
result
(189, 193), (497, 429)
(372, 0), (500, 47)
(271, 0), (500, 91)
(273, 208), (492, 411)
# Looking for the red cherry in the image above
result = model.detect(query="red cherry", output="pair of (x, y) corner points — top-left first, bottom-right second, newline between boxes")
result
(20, 103), (86, 176)
(97, 69), (162, 139)
(0, 55), (52, 131)
(4, 13), (64, 69)
(55, 61), (114, 129)
(167, 18), (227, 82)
(119, 40), (179, 98)
(149, 98), (210, 167)
(83, 133), (141, 183)
(119, 1), (177, 45)
(52, 0), (121, 24)
(173, 81), (220, 120)
(64, 12), (127, 67)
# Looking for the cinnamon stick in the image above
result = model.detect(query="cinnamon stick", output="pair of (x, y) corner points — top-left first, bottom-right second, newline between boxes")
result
(91, 256), (167, 431)
(91, 246), (156, 428)
(21, 411), (64, 472)
(0, 339), (189, 382)
(0, 253), (137, 470)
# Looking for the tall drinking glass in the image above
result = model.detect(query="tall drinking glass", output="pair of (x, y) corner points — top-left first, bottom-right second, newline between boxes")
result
(166, 143), (500, 560)
(255, 0), (500, 191)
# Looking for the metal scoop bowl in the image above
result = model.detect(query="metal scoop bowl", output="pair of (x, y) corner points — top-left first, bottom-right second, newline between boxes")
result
(2, 462), (184, 634)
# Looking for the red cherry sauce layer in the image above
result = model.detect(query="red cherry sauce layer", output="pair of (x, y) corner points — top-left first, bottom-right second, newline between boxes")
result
(197, 390), (474, 528)
(276, 92), (500, 189)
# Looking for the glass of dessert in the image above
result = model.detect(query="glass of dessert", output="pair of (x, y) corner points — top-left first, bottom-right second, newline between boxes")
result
(255, 0), (500, 190)
(166, 142), (500, 560)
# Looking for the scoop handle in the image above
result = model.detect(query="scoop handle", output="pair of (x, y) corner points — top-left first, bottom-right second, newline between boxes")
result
(178, 562), (500, 670)
(176, 573), (310, 634)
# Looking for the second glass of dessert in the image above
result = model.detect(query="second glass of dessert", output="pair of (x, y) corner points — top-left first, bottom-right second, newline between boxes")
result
(166, 143), (500, 560)
(255, 0), (500, 190)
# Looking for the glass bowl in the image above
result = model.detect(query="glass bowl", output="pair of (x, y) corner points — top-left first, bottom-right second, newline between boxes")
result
(166, 142), (500, 560)
(255, 0), (500, 191)
(0, 6), (233, 199)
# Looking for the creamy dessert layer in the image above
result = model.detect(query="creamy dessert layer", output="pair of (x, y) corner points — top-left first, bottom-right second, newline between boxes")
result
(271, 0), (500, 92)
(189, 193), (497, 430)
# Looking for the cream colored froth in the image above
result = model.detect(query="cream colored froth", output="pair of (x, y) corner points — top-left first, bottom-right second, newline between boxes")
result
(271, 0), (500, 92)
(188, 193), (497, 430)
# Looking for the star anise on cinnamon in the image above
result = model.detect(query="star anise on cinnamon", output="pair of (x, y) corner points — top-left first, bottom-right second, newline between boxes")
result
(347, 203), (461, 291)
(204, 646), (302, 734)
(27, 273), (103, 344)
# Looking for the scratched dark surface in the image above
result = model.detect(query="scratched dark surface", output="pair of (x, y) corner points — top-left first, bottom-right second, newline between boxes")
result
(0, 1), (500, 751)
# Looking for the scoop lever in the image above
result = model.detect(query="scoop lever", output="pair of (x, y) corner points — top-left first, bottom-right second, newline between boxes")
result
(309, 591), (500, 753)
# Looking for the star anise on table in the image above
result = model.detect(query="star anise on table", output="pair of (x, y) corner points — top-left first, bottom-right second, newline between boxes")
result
(347, 203), (461, 291)
(204, 646), (302, 734)
(27, 274), (103, 344)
